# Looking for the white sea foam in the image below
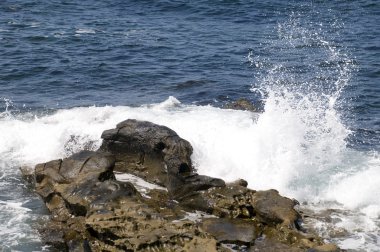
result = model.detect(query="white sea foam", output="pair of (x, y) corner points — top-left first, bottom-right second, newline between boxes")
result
(174, 211), (217, 223)
(0, 199), (42, 248)
(115, 172), (167, 197)
(75, 28), (96, 34)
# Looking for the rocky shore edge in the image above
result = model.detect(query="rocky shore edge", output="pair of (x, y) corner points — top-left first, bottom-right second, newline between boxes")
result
(21, 118), (341, 252)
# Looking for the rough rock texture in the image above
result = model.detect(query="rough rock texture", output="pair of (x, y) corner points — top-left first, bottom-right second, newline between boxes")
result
(100, 119), (225, 199)
(251, 189), (300, 228)
(223, 98), (258, 112)
(25, 119), (342, 251)
(249, 238), (304, 252)
(201, 218), (259, 244)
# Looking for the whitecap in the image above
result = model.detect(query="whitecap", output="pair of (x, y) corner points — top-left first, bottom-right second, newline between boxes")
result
(75, 28), (96, 34)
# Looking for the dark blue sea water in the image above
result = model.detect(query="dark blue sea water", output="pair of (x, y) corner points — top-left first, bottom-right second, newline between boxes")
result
(0, 1), (379, 251)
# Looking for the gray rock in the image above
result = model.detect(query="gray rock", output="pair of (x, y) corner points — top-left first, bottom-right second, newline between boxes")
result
(227, 178), (248, 187)
(201, 218), (259, 244)
(252, 189), (301, 228)
(100, 119), (225, 199)
(19, 165), (35, 186)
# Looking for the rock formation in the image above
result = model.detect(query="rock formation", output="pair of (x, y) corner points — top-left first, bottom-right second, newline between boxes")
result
(23, 119), (341, 251)
(223, 98), (258, 112)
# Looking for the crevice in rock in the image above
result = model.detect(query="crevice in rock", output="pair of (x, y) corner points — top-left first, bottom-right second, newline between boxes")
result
(35, 174), (45, 184)
(86, 226), (121, 244)
(58, 159), (63, 172)
(114, 127), (123, 140)
(65, 201), (87, 217)
(137, 151), (145, 165)
(45, 192), (58, 204)
(154, 142), (166, 152)
(98, 169), (115, 182)
(35, 163), (47, 183)
(178, 163), (191, 174)
(79, 156), (92, 174)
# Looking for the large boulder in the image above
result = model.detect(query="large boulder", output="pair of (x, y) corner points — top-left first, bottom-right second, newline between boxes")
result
(33, 150), (219, 251)
(100, 119), (225, 199)
(34, 151), (136, 215)
(25, 119), (341, 252)
(252, 189), (300, 228)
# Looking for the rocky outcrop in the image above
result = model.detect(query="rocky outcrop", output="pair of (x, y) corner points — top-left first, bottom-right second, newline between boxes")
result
(100, 119), (225, 199)
(24, 119), (341, 251)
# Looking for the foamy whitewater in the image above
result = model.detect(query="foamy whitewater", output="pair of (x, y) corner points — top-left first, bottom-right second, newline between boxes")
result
(0, 3), (379, 251)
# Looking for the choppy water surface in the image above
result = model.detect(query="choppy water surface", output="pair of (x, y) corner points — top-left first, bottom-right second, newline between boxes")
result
(0, 1), (379, 251)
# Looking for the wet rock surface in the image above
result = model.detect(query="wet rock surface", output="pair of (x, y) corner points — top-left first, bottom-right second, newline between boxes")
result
(223, 98), (258, 112)
(23, 119), (342, 251)
(100, 119), (225, 199)
(251, 189), (300, 228)
(201, 218), (259, 244)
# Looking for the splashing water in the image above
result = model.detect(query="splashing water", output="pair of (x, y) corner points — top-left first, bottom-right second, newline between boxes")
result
(246, 13), (380, 250)
(0, 98), (14, 118)
(246, 12), (355, 197)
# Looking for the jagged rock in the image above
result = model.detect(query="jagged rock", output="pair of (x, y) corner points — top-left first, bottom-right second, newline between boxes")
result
(33, 149), (220, 251)
(34, 150), (136, 215)
(34, 151), (145, 250)
(100, 119), (225, 199)
(180, 185), (256, 218)
(26, 119), (340, 252)
(19, 165), (35, 186)
(261, 224), (325, 250)
(85, 199), (209, 251)
(252, 189), (301, 228)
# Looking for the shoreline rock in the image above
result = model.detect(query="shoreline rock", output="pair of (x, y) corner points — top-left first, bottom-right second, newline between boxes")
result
(223, 98), (258, 112)
(22, 119), (341, 251)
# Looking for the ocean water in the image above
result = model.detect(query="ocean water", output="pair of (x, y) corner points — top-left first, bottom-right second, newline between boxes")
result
(0, 0), (379, 251)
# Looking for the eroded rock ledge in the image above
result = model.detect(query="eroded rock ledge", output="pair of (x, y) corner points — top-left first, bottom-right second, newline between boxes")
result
(25, 119), (341, 252)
